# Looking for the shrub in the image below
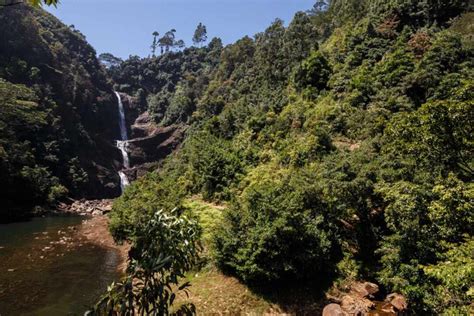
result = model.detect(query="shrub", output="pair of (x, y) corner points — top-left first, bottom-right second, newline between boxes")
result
(214, 166), (339, 284)
(95, 210), (201, 315)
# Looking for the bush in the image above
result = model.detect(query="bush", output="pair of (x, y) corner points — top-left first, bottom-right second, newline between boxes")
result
(214, 166), (339, 284)
(109, 172), (186, 242)
(95, 210), (201, 315)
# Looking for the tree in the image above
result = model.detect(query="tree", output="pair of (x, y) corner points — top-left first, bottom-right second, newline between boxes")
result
(151, 31), (159, 57)
(175, 39), (185, 50)
(308, 0), (329, 14)
(192, 22), (208, 47)
(0, 0), (58, 6)
(98, 53), (123, 69)
(159, 29), (176, 53)
(293, 50), (332, 97)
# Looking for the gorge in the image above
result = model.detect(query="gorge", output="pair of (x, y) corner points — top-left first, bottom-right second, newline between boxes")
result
(1, 1), (473, 315)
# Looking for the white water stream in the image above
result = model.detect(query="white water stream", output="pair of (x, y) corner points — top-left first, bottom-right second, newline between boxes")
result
(114, 91), (130, 192)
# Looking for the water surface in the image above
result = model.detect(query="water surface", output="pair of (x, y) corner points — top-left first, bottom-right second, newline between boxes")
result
(0, 216), (121, 316)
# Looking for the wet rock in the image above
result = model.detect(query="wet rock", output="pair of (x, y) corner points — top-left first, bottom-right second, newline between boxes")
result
(323, 303), (348, 316)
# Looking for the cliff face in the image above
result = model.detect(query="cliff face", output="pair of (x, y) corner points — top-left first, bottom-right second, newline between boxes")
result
(0, 4), (122, 219)
(116, 99), (186, 182)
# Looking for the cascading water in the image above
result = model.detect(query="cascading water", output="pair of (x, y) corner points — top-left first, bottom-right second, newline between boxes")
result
(114, 91), (130, 192)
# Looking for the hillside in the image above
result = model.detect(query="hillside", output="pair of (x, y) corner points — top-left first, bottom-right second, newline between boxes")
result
(0, 0), (472, 314)
(106, 0), (473, 314)
(0, 4), (122, 221)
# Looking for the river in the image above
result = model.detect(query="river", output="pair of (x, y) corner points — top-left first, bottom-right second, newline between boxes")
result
(0, 215), (122, 315)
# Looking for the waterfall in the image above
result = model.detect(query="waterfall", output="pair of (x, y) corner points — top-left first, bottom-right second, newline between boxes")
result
(115, 91), (128, 140)
(114, 91), (130, 192)
(118, 171), (130, 192)
(117, 140), (130, 169)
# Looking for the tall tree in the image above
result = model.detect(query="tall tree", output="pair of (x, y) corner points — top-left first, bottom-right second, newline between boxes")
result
(192, 22), (208, 47)
(98, 53), (123, 69)
(175, 39), (186, 50)
(151, 31), (159, 57)
(159, 29), (176, 53)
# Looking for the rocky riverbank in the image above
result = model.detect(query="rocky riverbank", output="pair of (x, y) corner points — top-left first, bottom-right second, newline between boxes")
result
(57, 199), (114, 216)
(57, 199), (129, 270)
(323, 281), (408, 316)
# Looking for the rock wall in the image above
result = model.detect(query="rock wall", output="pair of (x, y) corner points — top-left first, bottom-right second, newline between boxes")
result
(118, 101), (187, 183)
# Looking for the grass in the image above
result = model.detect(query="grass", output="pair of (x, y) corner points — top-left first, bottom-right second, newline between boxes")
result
(183, 196), (225, 248)
(178, 268), (279, 315)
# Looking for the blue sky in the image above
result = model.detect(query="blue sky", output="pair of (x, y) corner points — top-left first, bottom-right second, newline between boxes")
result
(46, 0), (315, 59)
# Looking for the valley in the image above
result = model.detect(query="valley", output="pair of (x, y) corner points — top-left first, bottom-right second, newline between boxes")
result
(0, 1), (473, 315)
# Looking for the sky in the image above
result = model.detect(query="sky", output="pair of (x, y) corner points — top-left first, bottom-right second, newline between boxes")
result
(46, 0), (316, 59)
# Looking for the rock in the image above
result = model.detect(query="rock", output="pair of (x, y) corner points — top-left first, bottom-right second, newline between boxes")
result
(351, 281), (379, 298)
(92, 209), (103, 216)
(131, 111), (156, 138)
(385, 293), (407, 312)
(341, 294), (374, 315)
(127, 124), (186, 167)
(379, 301), (397, 314)
(323, 304), (348, 316)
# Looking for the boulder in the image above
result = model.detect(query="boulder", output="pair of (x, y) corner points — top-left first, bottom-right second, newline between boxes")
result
(323, 304), (348, 316)
(351, 282), (379, 298)
(341, 294), (374, 315)
(385, 293), (407, 312)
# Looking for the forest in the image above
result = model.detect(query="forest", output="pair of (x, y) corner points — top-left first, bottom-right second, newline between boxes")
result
(0, 0), (473, 315)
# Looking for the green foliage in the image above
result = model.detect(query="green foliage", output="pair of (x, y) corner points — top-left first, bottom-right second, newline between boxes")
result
(423, 238), (474, 315)
(0, 79), (58, 217)
(192, 23), (207, 47)
(185, 131), (243, 200)
(214, 166), (339, 284)
(109, 172), (187, 242)
(95, 210), (201, 315)
(0, 5), (120, 220)
(27, 0), (58, 7)
(183, 198), (224, 250)
(293, 50), (332, 98)
(98, 1), (473, 313)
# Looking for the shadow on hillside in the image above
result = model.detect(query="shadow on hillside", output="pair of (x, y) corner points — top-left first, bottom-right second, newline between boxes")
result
(237, 274), (334, 315)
